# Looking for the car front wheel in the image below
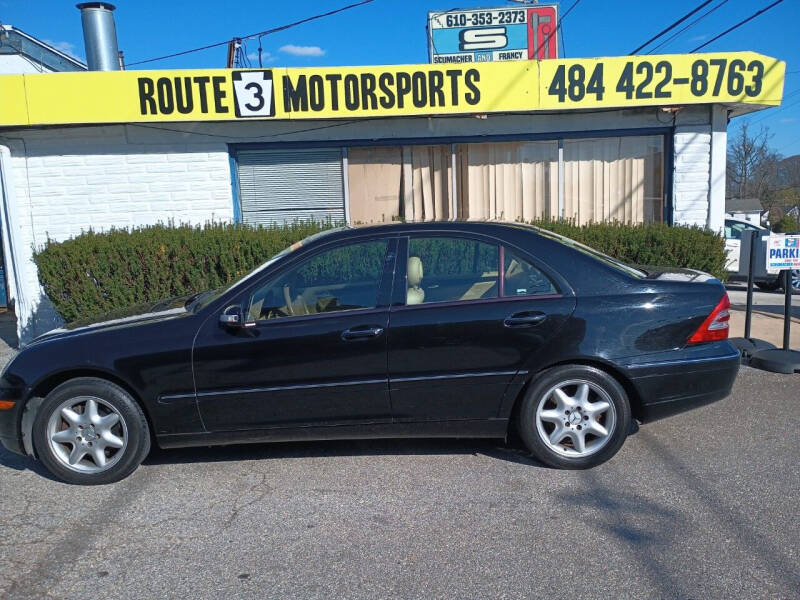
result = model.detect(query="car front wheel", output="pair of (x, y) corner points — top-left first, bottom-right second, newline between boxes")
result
(518, 365), (630, 469)
(33, 378), (150, 485)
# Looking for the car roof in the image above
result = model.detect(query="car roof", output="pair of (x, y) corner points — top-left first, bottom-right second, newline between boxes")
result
(323, 220), (542, 240)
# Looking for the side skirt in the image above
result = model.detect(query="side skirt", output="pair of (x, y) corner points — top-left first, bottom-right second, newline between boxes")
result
(156, 418), (510, 449)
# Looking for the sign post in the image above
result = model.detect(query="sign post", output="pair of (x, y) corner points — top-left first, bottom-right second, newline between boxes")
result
(729, 229), (776, 361)
(750, 234), (800, 374)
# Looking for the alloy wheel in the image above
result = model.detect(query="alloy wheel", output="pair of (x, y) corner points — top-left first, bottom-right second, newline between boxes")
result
(535, 379), (617, 458)
(46, 396), (128, 473)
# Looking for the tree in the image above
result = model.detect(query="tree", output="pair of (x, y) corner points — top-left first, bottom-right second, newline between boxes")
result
(726, 122), (780, 201)
(773, 214), (799, 233)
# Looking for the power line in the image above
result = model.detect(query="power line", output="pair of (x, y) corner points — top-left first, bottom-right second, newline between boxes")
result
(691, 0), (785, 52)
(647, 0), (729, 55)
(629, 0), (714, 55)
(127, 0), (377, 67)
(532, 0), (581, 59)
(749, 95), (800, 125)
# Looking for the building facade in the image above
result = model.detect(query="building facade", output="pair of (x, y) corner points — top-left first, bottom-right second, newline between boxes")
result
(0, 54), (786, 344)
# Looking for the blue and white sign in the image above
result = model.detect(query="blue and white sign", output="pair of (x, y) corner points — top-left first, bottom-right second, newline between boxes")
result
(428, 5), (559, 64)
(766, 234), (800, 273)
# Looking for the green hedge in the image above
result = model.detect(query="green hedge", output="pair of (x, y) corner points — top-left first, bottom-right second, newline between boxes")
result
(33, 219), (726, 323)
(34, 221), (330, 323)
(528, 219), (727, 281)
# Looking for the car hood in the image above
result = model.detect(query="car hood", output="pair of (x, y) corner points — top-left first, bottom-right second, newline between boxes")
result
(33, 294), (199, 342)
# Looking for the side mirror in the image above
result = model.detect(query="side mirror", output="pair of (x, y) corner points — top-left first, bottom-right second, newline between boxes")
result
(219, 305), (243, 328)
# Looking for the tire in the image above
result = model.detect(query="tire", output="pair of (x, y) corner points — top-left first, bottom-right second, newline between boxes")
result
(517, 365), (630, 469)
(32, 378), (150, 485)
(756, 279), (781, 292)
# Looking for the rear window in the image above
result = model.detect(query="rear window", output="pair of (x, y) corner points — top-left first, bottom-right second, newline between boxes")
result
(530, 227), (647, 279)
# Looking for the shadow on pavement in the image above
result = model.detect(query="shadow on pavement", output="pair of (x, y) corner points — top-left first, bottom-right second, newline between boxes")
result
(0, 445), (61, 482)
(557, 469), (687, 598)
(142, 437), (550, 469)
(639, 430), (800, 596)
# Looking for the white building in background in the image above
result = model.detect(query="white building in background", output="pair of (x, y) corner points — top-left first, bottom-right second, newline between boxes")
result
(725, 197), (767, 226)
(0, 24), (86, 74)
(0, 25), (85, 314)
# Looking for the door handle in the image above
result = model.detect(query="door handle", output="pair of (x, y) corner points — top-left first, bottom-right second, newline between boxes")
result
(504, 312), (547, 328)
(341, 326), (384, 341)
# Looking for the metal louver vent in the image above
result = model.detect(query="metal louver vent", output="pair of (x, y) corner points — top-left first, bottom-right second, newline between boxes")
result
(237, 148), (345, 227)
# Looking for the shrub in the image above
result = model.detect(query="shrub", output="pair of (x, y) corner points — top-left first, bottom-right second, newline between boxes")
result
(33, 219), (727, 324)
(34, 221), (332, 323)
(528, 220), (727, 281)
(772, 215), (800, 233)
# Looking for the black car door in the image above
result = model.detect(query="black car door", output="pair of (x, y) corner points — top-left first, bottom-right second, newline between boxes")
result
(192, 236), (397, 431)
(387, 233), (576, 421)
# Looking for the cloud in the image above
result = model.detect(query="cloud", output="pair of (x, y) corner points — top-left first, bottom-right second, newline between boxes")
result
(689, 34), (708, 42)
(42, 39), (81, 59)
(779, 118), (796, 123)
(279, 44), (325, 57)
(247, 50), (275, 63)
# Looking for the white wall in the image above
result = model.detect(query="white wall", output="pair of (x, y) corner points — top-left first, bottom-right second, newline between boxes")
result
(672, 107), (712, 228)
(0, 126), (233, 342)
(0, 54), (55, 74)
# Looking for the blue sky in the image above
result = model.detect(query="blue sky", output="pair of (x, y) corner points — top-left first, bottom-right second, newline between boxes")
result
(1, 0), (798, 155)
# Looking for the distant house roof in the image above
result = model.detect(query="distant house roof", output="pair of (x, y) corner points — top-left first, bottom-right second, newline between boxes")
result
(0, 25), (87, 72)
(725, 198), (763, 213)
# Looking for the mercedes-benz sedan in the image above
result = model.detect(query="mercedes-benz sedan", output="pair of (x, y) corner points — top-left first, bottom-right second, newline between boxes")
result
(0, 222), (739, 484)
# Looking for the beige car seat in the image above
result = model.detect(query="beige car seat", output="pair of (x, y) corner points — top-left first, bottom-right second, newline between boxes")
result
(406, 256), (425, 305)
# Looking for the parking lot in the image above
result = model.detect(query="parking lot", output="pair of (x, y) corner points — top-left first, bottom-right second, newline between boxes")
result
(0, 366), (798, 600)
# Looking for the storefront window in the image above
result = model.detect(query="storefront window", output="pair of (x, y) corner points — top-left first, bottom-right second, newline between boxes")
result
(347, 145), (452, 223)
(457, 141), (558, 222)
(563, 135), (664, 224)
(345, 134), (664, 225)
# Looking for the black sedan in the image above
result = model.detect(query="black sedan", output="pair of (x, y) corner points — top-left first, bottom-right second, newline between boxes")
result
(0, 222), (739, 484)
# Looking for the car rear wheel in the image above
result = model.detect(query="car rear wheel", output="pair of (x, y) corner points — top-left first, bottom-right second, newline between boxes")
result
(33, 378), (150, 485)
(518, 365), (630, 469)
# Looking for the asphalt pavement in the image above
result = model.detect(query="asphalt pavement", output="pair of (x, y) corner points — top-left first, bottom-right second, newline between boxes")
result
(1, 366), (798, 599)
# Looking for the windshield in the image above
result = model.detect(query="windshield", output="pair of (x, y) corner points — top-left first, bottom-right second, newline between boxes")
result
(526, 225), (647, 279)
(189, 227), (346, 311)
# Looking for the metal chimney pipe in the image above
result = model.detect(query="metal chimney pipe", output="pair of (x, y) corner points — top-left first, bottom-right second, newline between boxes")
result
(76, 2), (120, 71)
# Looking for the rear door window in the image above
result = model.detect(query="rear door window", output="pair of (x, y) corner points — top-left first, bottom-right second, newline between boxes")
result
(406, 237), (499, 305)
(502, 248), (557, 297)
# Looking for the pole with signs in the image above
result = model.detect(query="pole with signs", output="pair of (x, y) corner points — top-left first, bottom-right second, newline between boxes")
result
(749, 234), (800, 374)
(729, 230), (776, 361)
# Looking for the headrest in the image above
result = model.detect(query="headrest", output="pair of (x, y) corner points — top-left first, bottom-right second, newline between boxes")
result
(407, 256), (423, 287)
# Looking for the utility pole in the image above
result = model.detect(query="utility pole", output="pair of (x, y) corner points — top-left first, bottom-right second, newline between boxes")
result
(226, 38), (240, 68)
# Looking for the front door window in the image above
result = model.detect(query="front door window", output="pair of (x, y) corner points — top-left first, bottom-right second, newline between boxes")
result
(247, 240), (388, 321)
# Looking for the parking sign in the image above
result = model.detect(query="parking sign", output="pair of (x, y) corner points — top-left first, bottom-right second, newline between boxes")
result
(766, 234), (800, 273)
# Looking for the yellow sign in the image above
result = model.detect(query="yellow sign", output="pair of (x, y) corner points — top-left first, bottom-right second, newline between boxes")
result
(0, 52), (785, 127)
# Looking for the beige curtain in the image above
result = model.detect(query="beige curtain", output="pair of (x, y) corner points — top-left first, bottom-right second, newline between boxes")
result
(563, 136), (663, 225)
(348, 136), (663, 226)
(347, 146), (403, 224)
(347, 145), (452, 223)
(457, 141), (558, 221)
(404, 145), (452, 222)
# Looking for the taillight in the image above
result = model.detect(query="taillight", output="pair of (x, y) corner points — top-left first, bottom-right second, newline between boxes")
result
(687, 293), (730, 344)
